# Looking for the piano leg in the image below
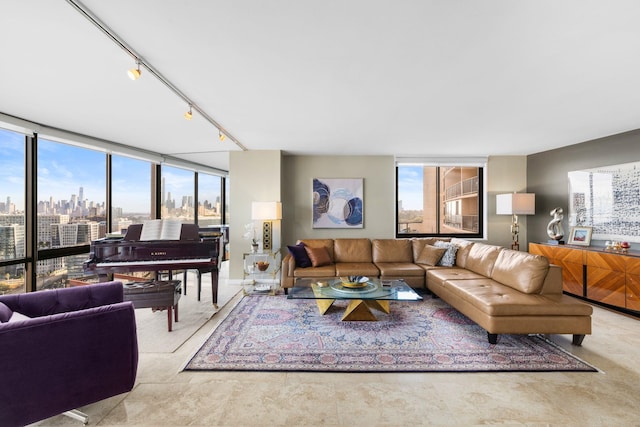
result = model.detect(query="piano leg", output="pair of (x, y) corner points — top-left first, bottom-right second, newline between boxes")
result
(183, 271), (188, 296)
(210, 269), (219, 309)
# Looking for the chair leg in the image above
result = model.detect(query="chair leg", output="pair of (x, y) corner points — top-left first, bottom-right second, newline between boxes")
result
(63, 409), (89, 425)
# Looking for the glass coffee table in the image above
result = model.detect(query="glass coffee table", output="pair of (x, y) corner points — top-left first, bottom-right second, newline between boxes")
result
(288, 277), (422, 321)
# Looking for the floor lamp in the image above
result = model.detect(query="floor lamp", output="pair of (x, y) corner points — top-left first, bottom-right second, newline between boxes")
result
(496, 193), (535, 251)
(251, 201), (282, 251)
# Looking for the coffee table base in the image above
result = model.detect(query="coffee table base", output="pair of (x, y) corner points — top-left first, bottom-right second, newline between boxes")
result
(314, 298), (391, 321)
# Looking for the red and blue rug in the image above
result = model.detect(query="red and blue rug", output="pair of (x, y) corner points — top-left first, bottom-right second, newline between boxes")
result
(184, 294), (597, 372)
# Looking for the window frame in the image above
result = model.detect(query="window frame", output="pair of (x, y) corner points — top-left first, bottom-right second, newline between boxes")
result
(395, 162), (485, 239)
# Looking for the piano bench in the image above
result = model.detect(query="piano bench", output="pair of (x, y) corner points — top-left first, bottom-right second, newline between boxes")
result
(123, 280), (181, 332)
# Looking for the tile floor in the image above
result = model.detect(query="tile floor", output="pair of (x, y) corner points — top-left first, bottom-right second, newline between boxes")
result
(34, 265), (640, 427)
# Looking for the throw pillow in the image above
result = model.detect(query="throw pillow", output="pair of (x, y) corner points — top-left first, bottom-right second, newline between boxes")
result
(415, 244), (447, 266)
(287, 242), (312, 268)
(0, 302), (12, 323)
(434, 241), (458, 267)
(8, 311), (31, 323)
(304, 246), (333, 267)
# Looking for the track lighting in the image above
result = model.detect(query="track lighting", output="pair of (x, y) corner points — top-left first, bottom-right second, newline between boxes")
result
(219, 130), (226, 142)
(184, 105), (193, 120)
(127, 61), (141, 80)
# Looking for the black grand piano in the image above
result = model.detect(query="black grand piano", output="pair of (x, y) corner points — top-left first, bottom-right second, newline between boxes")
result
(83, 223), (221, 306)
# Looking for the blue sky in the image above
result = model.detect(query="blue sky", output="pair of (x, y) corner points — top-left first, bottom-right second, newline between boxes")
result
(397, 165), (423, 210)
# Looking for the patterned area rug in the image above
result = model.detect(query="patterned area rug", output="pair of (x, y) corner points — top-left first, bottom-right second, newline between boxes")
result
(184, 294), (597, 372)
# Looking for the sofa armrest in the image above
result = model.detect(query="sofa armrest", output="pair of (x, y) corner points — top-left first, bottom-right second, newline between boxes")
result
(0, 301), (138, 427)
(281, 254), (296, 288)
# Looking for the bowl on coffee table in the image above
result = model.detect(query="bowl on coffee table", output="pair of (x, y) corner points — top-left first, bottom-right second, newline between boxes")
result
(340, 276), (369, 288)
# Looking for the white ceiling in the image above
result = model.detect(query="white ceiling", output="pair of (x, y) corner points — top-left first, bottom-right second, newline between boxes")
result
(2, 1), (640, 172)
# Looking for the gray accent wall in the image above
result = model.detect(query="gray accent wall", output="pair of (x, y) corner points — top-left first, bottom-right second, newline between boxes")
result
(527, 129), (640, 247)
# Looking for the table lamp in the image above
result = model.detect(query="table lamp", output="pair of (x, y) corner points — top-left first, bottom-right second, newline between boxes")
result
(496, 193), (535, 250)
(251, 201), (282, 251)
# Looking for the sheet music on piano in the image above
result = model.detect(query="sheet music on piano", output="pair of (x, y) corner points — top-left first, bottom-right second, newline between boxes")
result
(139, 219), (182, 240)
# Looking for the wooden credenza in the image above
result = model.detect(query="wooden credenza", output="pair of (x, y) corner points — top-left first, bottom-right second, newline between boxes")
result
(529, 242), (640, 313)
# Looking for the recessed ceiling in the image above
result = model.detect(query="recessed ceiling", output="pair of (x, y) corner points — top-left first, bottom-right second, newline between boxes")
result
(2, 1), (640, 171)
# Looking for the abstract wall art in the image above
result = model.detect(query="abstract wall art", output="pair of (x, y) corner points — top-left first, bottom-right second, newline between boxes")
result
(312, 178), (363, 228)
(568, 161), (640, 243)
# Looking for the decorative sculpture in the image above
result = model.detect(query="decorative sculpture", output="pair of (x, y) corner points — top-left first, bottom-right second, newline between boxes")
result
(547, 207), (565, 242)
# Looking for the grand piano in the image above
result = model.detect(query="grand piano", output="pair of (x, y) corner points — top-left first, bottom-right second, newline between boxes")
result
(83, 223), (221, 306)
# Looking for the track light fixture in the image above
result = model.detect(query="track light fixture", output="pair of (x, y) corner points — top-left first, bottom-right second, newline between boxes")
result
(68, 2), (247, 150)
(219, 130), (226, 142)
(184, 105), (193, 120)
(127, 60), (141, 80)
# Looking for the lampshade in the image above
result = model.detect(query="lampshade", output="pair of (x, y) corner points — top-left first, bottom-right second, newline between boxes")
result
(251, 201), (282, 220)
(496, 193), (535, 215)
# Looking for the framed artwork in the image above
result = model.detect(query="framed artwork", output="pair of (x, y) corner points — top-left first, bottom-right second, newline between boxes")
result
(312, 178), (363, 228)
(568, 161), (640, 243)
(568, 226), (593, 246)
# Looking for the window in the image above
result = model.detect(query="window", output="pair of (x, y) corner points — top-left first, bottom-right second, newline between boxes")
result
(111, 155), (152, 233)
(397, 163), (484, 238)
(37, 138), (106, 248)
(161, 165), (195, 223)
(0, 128), (26, 294)
(198, 173), (223, 226)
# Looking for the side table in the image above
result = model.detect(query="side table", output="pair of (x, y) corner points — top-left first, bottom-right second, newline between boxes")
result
(243, 250), (281, 295)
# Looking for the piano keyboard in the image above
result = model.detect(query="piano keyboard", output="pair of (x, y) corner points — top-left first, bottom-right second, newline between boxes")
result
(96, 258), (212, 267)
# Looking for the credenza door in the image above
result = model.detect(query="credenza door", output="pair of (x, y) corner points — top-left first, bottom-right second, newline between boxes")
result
(585, 251), (626, 307)
(625, 256), (640, 311)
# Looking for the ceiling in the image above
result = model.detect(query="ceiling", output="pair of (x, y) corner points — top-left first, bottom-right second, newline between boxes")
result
(2, 1), (640, 172)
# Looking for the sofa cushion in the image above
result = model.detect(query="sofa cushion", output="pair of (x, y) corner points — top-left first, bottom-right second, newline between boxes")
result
(450, 238), (475, 268)
(415, 244), (446, 266)
(411, 238), (450, 261)
(491, 249), (550, 294)
(293, 264), (336, 278)
(287, 242), (312, 268)
(464, 243), (502, 277)
(335, 262), (380, 277)
(372, 239), (412, 263)
(434, 241), (458, 267)
(334, 239), (372, 263)
(0, 301), (13, 323)
(376, 262), (425, 277)
(299, 239), (335, 261)
(438, 278), (592, 316)
(426, 267), (486, 289)
(305, 246), (333, 267)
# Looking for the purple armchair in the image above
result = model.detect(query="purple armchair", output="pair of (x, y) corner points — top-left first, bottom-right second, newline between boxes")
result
(0, 281), (138, 427)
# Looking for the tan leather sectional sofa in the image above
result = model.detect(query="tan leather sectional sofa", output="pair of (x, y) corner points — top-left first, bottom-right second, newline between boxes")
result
(281, 237), (593, 345)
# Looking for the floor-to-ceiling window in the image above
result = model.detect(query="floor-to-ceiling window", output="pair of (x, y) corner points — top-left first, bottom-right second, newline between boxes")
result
(161, 165), (195, 223)
(198, 173), (223, 226)
(35, 138), (106, 290)
(111, 155), (152, 233)
(0, 128), (26, 294)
